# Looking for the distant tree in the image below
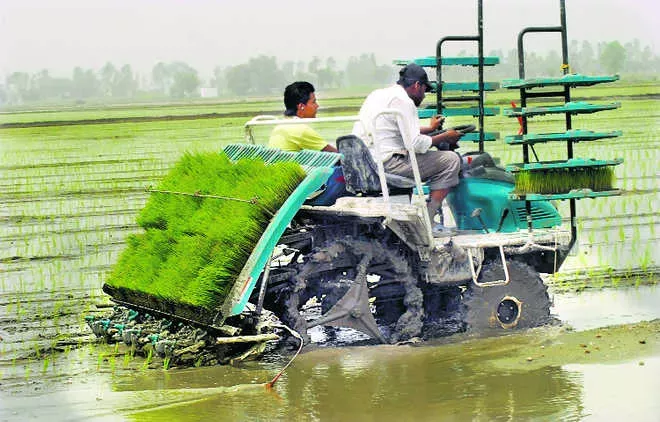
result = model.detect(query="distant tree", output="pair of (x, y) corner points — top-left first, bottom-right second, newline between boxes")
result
(345, 53), (375, 86)
(307, 56), (322, 84)
(152, 62), (171, 95)
(599, 41), (626, 74)
(293, 61), (313, 82)
(169, 62), (199, 98)
(71, 67), (99, 98)
(30, 69), (52, 100)
(114, 64), (136, 97)
(211, 66), (226, 95)
(316, 56), (340, 89)
(225, 64), (251, 96)
(6, 72), (30, 103)
(247, 55), (284, 95)
(543, 50), (562, 75)
(281, 61), (295, 81)
(100, 62), (117, 96)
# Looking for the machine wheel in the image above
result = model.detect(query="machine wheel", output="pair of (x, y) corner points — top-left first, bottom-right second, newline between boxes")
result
(464, 259), (551, 331)
(265, 235), (423, 345)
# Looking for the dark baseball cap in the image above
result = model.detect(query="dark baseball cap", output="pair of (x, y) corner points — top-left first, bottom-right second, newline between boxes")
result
(398, 63), (433, 92)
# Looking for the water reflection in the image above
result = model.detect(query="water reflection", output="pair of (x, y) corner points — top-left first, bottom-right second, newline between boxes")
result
(552, 284), (660, 330)
(124, 342), (586, 421)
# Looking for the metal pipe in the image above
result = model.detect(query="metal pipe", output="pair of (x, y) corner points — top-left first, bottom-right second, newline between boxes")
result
(255, 251), (274, 316)
(477, 0), (485, 153)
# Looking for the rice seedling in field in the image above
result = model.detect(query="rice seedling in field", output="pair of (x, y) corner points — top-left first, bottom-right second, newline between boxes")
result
(105, 151), (305, 311)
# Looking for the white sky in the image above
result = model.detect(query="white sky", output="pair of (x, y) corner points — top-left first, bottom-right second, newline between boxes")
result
(1, 0), (658, 80)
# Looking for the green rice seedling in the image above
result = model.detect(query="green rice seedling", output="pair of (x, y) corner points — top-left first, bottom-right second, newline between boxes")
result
(33, 343), (42, 359)
(123, 349), (135, 368)
(514, 166), (615, 194)
(618, 225), (625, 242)
(144, 348), (154, 367)
(640, 246), (652, 274)
(587, 230), (595, 245)
(105, 152), (305, 312)
(163, 357), (171, 370)
(42, 357), (50, 373)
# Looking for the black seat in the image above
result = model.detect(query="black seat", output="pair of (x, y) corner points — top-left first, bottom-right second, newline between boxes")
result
(336, 134), (416, 195)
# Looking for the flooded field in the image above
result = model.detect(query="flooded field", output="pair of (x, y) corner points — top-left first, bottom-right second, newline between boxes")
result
(1, 89), (659, 420)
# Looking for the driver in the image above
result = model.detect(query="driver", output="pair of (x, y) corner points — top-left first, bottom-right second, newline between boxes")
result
(352, 64), (463, 231)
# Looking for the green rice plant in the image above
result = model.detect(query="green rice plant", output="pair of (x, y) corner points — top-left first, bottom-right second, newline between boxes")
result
(105, 152), (305, 310)
(144, 348), (154, 368)
(514, 166), (615, 194)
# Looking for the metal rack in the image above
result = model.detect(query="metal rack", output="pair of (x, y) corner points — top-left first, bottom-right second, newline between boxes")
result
(502, 0), (624, 248)
(393, 0), (498, 152)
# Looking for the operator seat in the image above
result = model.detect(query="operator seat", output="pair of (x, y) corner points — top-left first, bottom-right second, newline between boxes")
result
(336, 134), (416, 196)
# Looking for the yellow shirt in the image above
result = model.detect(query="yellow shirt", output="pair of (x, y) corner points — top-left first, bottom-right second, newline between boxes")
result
(268, 120), (326, 152)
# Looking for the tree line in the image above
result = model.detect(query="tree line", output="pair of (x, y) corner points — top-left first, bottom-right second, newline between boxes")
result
(2, 39), (658, 105)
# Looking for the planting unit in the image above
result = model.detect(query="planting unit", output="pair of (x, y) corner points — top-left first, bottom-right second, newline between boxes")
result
(501, 0), (623, 251)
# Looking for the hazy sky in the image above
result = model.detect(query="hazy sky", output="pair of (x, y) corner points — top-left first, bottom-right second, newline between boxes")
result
(2, 0), (658, 79)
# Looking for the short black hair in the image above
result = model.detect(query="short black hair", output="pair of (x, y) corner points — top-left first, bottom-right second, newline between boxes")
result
(397, 78), (417, 89)
(284, 81), (315, 116)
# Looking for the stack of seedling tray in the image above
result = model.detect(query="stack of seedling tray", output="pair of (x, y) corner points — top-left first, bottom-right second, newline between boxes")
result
(103, 145), (339, 327)
(502, 74), (624, 202)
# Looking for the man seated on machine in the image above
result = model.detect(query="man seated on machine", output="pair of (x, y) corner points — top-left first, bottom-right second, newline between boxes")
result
(352, 64), (463, 232)
(268, 81), (347, 205)
(268, 81), (337, 152)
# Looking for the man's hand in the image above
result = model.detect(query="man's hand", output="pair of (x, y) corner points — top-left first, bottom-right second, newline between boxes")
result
(438, 129), (461, 145)
(429, 115), (445, 131)
(431, 129), (462, 150)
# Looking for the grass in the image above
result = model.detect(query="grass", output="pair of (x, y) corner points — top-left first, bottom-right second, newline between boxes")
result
(105, 152), (305, 310)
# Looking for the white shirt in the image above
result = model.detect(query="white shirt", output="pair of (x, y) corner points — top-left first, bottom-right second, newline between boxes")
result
(352, 84), (432, 162)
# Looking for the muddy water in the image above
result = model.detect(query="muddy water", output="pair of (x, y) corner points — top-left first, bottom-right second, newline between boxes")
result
(1, 287), (659, 421)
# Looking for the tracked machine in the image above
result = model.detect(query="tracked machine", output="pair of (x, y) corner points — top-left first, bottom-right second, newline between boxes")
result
(90, 0), (623, 362)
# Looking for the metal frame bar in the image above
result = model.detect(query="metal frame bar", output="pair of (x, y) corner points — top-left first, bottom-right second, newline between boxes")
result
(515, 0), (577, 251)
(244, 115), (360, 144)
(436, 0), (485, 153)
(370, 108), (434, 244)
(467, 246), (510, 287)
